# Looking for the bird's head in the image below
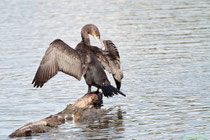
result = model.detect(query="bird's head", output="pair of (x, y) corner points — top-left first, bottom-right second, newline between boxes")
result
(81, 24), (104, 48)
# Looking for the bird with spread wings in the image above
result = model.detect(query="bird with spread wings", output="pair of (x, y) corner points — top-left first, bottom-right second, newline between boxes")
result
(32, 24), (125, 97)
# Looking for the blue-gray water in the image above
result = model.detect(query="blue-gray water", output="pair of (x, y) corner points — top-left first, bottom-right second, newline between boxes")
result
(0, 0), (210, 139)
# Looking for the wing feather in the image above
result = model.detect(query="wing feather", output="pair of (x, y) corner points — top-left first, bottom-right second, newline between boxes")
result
(32, 39), (83, 88)
(88, 40), (123, 89)
(89, 45), (111, 73)
(102, 40), (123, 89)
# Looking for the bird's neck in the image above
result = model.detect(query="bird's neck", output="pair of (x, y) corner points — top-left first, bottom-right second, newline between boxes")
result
(82, 37), (90, 46)
(81, 28), (90, 45)
(81, 29), (91, 46)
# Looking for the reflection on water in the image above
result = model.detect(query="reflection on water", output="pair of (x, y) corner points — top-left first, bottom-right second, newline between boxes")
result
(78, 108), (125, 139)
(0, 0), (210, 139)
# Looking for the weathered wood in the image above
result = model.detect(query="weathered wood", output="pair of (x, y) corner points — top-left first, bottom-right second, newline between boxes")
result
(9, 92), (110, 138)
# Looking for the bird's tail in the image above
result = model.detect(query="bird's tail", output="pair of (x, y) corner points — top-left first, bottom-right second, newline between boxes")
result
(101, 85), (126, 97)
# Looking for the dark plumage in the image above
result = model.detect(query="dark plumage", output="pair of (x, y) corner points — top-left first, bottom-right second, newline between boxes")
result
(102, 40), (123, 90)
(32, 24), (125, 97)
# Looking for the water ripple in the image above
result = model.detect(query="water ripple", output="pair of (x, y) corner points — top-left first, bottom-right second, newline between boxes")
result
(0, 0), (210, 139)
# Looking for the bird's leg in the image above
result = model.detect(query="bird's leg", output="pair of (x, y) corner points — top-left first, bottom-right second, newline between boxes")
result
(94, 88), (100, 94)
(88, 85), (91, 93)
(87, 88), (103, 108)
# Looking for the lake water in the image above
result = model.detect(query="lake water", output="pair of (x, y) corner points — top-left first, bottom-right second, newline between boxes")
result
(0, 0), (210, 139)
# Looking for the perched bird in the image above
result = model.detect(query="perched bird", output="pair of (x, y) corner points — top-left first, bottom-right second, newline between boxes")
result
(32, 24), (125, 97)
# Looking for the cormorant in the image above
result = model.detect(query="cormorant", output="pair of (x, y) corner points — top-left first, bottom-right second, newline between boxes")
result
(32, 24), (125, 97)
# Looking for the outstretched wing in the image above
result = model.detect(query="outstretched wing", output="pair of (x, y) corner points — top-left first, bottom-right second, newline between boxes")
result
(32, 39), (83, 88)
(102, 40), (123, 90)
(89, 45), (111, 73)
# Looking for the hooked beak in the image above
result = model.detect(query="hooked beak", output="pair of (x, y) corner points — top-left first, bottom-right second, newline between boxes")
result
(94, 35), (104, 49)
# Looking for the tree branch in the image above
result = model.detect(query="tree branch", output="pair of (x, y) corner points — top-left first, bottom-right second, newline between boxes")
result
(9, 92), (110, 138)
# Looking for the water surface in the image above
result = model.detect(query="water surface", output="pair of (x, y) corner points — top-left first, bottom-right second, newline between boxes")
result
(0, 0), (210, 139)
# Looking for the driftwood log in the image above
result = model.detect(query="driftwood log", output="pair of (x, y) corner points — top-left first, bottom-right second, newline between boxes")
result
(9, 92), (112, 138)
